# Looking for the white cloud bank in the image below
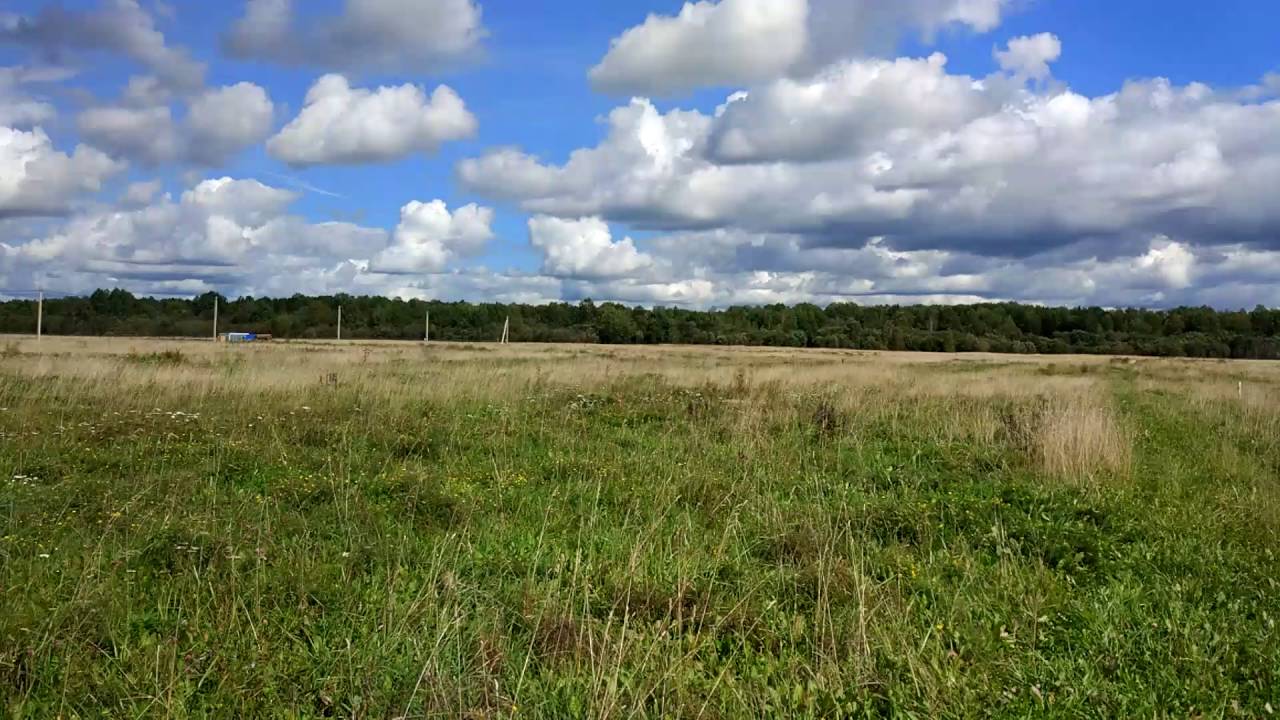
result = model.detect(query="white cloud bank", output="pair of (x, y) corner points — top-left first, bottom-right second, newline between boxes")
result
(454, 30), (1280, 309)
(1, 176), (497, 299)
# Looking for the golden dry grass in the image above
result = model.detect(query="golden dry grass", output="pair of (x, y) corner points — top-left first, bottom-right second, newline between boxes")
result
(6, 335), (1273, 485)
(1030, 394), (1133, 482)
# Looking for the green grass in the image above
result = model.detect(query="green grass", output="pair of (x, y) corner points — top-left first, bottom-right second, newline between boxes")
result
(0, 357), (1277, 718)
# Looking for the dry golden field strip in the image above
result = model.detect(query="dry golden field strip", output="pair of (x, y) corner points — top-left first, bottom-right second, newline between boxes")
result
(1, 336), (1278, 717)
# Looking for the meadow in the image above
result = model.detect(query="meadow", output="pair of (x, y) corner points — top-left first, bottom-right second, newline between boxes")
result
(1, 336), (1277, 718)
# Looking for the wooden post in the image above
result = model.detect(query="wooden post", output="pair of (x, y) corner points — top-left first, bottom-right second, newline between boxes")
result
(213, 296), (218, 341)
(337, 305), (343, 341)
(501, 316), (510, 344)
(425, 310), (430, 343)
(36, 290), (43, 342)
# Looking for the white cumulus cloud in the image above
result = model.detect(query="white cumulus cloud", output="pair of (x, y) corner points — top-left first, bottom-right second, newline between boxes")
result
(186, 83), (276, 165)
(372, 200), (495, 273)
(0, 126), (123, 217)
(268, 75), (476, 166)
(528, 216), (653, 278)
(590, 0), (810, 95)
(995, 33), (1062, 80)
(591, 0), (1016, 95)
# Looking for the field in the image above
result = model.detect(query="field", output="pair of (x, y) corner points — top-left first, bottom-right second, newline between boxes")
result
(1, 336), (1278, 718)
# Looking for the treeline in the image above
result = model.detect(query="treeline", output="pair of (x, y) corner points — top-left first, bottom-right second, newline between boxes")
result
(4, 288), (1280, 359)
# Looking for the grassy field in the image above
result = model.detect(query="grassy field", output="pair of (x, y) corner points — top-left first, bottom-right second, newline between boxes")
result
(1, 336), (1277, 718)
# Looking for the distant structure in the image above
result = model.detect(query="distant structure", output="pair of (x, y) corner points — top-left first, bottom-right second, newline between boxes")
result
(218, 332), (272, 343)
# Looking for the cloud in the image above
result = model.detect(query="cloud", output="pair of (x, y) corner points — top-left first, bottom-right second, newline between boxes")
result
(77, 104), (180, 165)
(462, 55), (1280, 262)
(806, 0), (1010, 63)
(0, 0), (204, 91)
(528, 216), (653, 278)
(182, 177), (297, 226)
(454, 38), (1280, 309)
(121, 180), (163, 207)
(3, 174), (499, 298)
(78, 82), (274, 166)
(267, 75), (476, 166)
(590, 0), (1014, 95)
(8, 174), (370, 273)
(224, 0), (485, 74)
(9, 180), (1280, 308)
(185, 83), (276, 165)
(995, 33), (1062, 80)
(1132, 237), (1194, 290)
(371, 200), (495, 273)
(545, 232), (1269, 310)
(707, 53), (1001, 163)
(0, 126), (124, 217)
(590, 0), (809, 95)
(458, 99), (713, 223)
(0, 67), (57, 127)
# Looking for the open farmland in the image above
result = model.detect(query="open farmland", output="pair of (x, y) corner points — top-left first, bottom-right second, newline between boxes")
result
(1, 337), (1278, 717)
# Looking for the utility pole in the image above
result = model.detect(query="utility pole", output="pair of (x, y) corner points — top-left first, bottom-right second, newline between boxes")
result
(213, 296), (218, 341)
(36, 290), (43, 342)
(337, 305), (343, 341)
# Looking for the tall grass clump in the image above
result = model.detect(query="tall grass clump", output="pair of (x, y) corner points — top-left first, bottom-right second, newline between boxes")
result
(1029, 392), (1133, 482)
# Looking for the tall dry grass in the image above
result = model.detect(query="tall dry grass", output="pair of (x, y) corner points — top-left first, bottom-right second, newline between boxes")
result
(1029, 393), (1133, 482)
(4, 335), (1269, 488)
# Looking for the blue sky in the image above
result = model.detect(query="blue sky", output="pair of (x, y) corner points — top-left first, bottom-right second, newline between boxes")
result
(2, 0), (1279, 308)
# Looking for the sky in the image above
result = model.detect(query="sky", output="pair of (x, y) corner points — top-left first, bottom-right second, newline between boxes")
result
(1, 0), (1279, 309)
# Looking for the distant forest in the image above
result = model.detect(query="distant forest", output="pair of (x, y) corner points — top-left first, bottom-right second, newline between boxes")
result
(4, 289), (1280, 359)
